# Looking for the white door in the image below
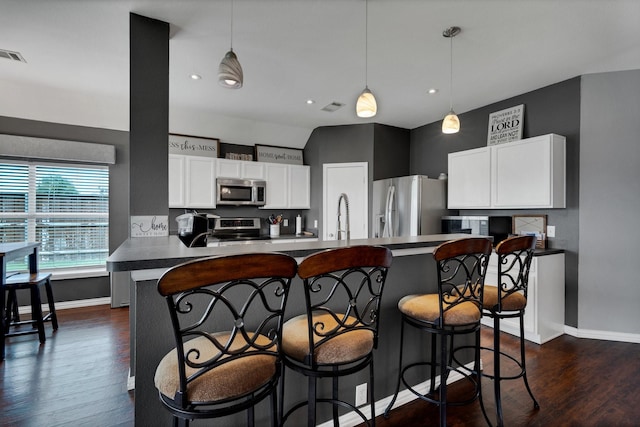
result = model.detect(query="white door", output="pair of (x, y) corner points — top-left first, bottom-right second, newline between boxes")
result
(323, 162), (368, 240)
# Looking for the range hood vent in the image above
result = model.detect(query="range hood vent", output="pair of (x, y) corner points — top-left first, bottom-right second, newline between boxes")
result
(321, 102), (345, 112)
(0, 49), (26, 63)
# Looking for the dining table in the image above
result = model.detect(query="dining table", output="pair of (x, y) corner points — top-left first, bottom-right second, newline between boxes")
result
(0, 242), (41, 360)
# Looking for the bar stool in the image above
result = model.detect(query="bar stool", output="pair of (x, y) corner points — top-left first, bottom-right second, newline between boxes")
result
(4, 272), (58, 342)
(153, 253), (297, 426)
(280, 245), (393, 426)
(384, 237), (492, 427)
(480, 235), (539, 426)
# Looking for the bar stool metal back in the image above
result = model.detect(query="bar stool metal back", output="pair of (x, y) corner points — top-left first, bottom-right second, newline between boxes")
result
(384, 237), (492, 427)
(154, 253), (297, 427)
(481, 235), (539, 426)
(280, 245), (393, 426)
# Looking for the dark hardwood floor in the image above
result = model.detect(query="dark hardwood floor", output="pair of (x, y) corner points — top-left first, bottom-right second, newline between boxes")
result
(1, 305), (639, 426)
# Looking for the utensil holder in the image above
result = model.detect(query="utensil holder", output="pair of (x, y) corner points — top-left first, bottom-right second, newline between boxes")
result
(270, 224), (280, 237)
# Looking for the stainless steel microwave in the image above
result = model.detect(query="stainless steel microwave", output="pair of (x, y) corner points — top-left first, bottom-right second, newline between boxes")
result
(441, 215), (512, 245)
(216, 178), (266, 206)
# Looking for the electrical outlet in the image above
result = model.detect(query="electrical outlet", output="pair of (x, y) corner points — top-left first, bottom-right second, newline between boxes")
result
(313, 219), (318, 228)
(547, 225), (556, 238)
(355, 383), (367, 407)
(283, 218), (289, 227)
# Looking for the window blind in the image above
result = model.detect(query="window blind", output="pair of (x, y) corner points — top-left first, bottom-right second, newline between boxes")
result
(0, 160), (109, 272)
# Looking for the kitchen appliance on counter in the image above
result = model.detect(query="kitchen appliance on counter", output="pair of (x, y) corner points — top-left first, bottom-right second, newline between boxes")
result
(210, 217), (271, 243)
(176, 212), (218, 247)
(216, 178), (266, 206)
(441, 215), (511, 245)
(372, 175), (449, 238)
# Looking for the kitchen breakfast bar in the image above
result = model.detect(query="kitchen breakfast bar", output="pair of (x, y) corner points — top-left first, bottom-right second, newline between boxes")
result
(107, 234), (503, 426)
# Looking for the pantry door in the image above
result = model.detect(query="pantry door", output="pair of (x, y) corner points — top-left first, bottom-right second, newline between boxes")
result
(322, 162), (368, 241)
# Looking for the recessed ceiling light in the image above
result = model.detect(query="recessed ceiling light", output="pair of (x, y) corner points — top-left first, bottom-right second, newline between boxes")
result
(428, 88), (438, 94)
(306, 99), (315, 105)
(190, 74), (202, 80)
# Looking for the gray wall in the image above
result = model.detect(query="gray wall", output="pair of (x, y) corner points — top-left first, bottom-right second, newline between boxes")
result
(578, 69), (640, 334)
(410, 77), (582, 328)
(0, 116), (129, 302)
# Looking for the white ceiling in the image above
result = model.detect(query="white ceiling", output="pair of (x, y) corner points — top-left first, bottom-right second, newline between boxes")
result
(1, 0), (639, 148)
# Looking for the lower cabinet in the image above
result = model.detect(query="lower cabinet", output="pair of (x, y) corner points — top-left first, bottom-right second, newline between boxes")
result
(482, 252), (565, 344)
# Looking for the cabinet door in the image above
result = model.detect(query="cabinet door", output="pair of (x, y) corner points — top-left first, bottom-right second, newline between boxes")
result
(492, 134), (565, 208)
(168, 154), (186, 208)
(448, 147), (491, 208)
(263, 163), (288, 208)
(185, 156), (216, 208)
(216, 159), (242, 178)
(242, 161), (265, 180)
(288, 165), (310, 208)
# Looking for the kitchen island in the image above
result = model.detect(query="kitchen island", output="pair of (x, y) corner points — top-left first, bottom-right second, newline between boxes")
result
(107, 234), (481, 426)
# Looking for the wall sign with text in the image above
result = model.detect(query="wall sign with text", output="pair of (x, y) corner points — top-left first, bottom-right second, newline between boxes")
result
(255, 144), (303, 165)
(487, 104), (524, 146)
(168, 134), (219, 158)
(131, 215), (169, 237)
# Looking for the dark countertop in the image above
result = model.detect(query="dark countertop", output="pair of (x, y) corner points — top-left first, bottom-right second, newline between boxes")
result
(106, 233), (474, 273)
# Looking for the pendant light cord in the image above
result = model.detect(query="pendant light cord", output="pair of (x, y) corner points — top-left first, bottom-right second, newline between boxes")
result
(230, 0), (234, 50)
(365, 0), (368, 86)
(449, 32), (453, 111)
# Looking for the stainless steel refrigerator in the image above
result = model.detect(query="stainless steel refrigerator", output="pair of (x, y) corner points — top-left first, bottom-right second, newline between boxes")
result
(372, 175), (449, 238)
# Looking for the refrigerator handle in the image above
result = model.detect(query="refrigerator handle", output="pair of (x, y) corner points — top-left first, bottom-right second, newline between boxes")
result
(384, 185), (395, 237)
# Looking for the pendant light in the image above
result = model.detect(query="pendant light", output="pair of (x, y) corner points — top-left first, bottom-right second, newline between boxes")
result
(356, 0), (377, 118)
(218, 0), (243, 88)
(442, 26), (461, 134)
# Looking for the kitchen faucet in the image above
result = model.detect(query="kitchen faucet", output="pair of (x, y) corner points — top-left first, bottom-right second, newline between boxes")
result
(336, 192), (350, 240)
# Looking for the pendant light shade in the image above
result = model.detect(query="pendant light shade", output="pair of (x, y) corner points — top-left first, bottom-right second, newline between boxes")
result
(218, 49), (243, 88)
(442, 109), (460, 134)
(356, 86), (377, 118)
(442, 26), (461, 134)
(218, 1), (243, 89)
(356, 0), (377, 118)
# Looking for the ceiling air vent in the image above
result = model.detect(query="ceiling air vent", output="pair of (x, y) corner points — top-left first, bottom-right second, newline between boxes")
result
(321, 102), (345, 113)
(0, 49), (26, 63)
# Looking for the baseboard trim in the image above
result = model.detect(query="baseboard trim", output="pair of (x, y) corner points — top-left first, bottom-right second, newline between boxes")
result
(564, 325), (640, 344)
(316, 361), (476, 427)
(16, 297), (112, 315)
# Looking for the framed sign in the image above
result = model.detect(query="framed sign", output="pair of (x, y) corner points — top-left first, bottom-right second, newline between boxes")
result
(131, 215), (169, 237)
(255, 144), (303, 165)
(487, 104), (524, 146)
(168, 134), (219, 158)
(512, 214), (546, 249)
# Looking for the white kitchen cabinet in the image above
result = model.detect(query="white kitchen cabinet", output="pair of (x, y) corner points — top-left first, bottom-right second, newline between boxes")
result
(482, 252), (565, 344)
(262, 163), (310, 209)
(492, 134), (565, 208)
(216, 159), (265, 180)
(168, 154), (217, 208)
(447, 134), (565, 209)
(448, 147), (492, 208)
(288, 165), (311, 208)
(263, 163), (289, 208)
(168, 154), (186, 207)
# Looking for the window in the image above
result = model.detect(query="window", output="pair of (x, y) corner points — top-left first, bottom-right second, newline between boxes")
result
(0, 160), (109, 272)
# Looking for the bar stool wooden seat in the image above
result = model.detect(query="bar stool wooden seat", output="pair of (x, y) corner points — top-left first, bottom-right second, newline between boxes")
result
(280, 245), (393, 426)
(480, 235), (539, 427)
(4, 272), (58, 343)
(384, 237), (492, 427)
(153, 253), (297, 427)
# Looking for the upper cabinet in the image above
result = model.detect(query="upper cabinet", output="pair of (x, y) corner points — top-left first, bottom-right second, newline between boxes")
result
(169, 154), (217, 208)
(262, 163), (310, 209)
(448, 133), (566, 209)
(216, 158), (265, 180)
(169, 156), (309, 209)
(448, 147), (492, 209)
